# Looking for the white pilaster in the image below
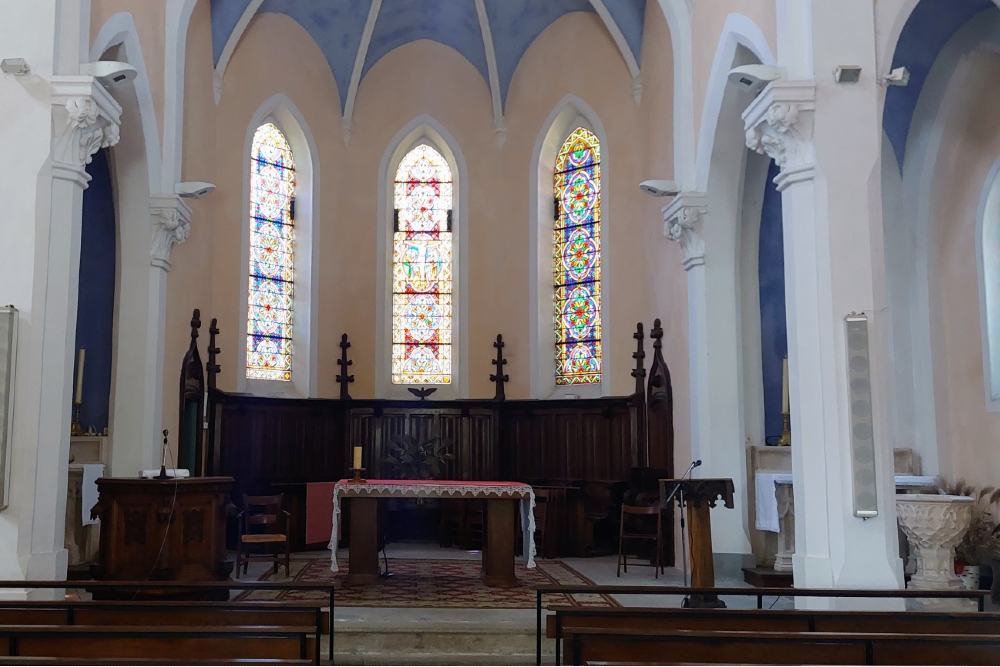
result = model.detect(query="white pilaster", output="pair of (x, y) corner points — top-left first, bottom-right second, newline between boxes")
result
(665, 193), (753, 561)
(24, 76), (121, 579)
(745, 0), (904, 598)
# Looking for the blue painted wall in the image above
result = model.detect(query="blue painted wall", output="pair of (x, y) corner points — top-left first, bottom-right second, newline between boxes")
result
(758, 160), (787, 443)
(883, 0), (994, 168)
(74, 148), (116, 434)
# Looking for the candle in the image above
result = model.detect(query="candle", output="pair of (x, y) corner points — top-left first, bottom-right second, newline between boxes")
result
(352, 446), (362, 469)
(781, 357), (789, 414)
(74, 348), (86, 405)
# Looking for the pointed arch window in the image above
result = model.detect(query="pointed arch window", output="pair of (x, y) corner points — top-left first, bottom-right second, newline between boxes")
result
(554, 128), (602, 385)
(392, 144), (453, 385)
(246, 122), (295, 381)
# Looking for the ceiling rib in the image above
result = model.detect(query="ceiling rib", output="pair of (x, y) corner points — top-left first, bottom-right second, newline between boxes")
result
(586, 0), (643, 104)
(342, 0), (385, 143)
(213, 0), (265, 104)
(473, 0), (506, 146)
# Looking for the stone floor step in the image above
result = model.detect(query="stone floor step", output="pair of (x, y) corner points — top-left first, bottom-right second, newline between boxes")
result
(331, 651), (548, 665)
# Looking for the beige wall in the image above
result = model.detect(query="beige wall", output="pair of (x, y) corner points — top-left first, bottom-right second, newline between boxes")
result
(194, 7), (689, 424)
(927, 50), (1000, 487)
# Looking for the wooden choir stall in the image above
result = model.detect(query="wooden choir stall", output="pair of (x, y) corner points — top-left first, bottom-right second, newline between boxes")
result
(153, 311), (679, 589)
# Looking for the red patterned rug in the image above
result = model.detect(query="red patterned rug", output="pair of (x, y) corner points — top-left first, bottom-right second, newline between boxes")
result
(235, 557), (618, 609)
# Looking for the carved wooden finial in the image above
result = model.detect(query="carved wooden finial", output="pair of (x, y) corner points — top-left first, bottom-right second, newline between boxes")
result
(207, 318), (221, 390)
(336, 333), (355, 401)
(190, 309), (201, 339)
(631, 322), (646, 398)
(651, 318), (663, 350)
(490, 334), (509, 401)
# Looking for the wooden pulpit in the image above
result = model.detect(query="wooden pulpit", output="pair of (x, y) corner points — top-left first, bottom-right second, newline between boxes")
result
(659, 477), (735, 608)
(89, 476), (235, 599)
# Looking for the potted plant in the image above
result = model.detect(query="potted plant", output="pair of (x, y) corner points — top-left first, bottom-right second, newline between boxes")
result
(934, 478), (1000, 589)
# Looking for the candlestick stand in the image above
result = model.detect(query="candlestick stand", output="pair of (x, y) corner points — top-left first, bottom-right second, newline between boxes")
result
(71, 402), (84, 436)
(348, 468), (366, 484)
(777, 411), (791, 446)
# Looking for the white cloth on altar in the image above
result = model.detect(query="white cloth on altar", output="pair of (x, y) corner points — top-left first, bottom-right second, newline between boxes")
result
(81, 463), (104, 526)
(755, 473), (792, 532)
(328, 480), (536, 573)
(755, 473), (939, 532)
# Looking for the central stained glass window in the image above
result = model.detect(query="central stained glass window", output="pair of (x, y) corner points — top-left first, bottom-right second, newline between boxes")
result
(554, 127), (602, 385)
(392, 144), (453, 385)
(246, 123), (294, 381)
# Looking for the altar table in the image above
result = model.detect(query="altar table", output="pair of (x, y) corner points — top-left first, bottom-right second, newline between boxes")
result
(330, 480), (535, 587)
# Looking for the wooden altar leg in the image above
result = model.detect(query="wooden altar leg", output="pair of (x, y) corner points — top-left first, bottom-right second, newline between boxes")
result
(686, 500), (725, 608)
(345, 498), (379, 586)
(482, 498), (517, 588)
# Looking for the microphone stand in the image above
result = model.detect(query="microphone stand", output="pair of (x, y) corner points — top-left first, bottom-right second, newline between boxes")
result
(156, 430), (170, 480)
(662, 460), (701, 607)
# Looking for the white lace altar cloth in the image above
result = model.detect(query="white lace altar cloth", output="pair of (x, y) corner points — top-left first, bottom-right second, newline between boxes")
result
(329, 480), (536, 573)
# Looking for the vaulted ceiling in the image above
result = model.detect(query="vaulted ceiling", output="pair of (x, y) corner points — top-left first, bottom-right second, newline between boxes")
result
(210, 0), (647, 128)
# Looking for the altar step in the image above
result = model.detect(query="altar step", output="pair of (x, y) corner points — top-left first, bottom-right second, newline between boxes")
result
(331, 611), (552, 665)
(742, 566), (793, 588)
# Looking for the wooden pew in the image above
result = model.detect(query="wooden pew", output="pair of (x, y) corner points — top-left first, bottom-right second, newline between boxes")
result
(566, 626), (1000, 666)
(0, 625), (317, 663)
(547, 605), (1000, 639)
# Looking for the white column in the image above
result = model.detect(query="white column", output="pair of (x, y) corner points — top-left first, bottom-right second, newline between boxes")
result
(107, 194), (190, 477)
(664, 194), (753, 562)
(744, 0), (904, 599)
(27, 80), (121, 580)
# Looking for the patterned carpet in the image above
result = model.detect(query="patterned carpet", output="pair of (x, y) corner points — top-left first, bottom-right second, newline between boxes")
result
(235, 557), (619, 609)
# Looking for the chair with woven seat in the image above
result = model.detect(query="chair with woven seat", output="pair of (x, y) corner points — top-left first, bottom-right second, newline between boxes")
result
(617, 503), (663, 578)
(236, 494), (291, 578)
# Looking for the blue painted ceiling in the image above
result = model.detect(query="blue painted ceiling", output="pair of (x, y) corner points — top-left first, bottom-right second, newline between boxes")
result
(210, 0), (646, 111)
(883, 0), (995, 168)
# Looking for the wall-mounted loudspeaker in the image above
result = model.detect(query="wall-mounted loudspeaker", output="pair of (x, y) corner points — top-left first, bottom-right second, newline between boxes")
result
(0, 307), (16, 511)
(846, 313), (877, 518)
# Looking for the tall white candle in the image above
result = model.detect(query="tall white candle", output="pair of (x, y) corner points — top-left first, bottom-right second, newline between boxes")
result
(75, 348), (86, 405)
(781, 357), (789, 414)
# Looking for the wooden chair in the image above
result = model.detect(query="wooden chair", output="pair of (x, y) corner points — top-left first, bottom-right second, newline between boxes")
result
(465, 499), (485, 550)
(533, 490), (551, 559)
(236, 494), (291, 578)
(617, 504), (663, 578)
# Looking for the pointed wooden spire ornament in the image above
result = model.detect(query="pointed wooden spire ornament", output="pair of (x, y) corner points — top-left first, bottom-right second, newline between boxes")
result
(207, 318), (221, 390)
(631, 322), (646, 399)
(490, 334), (509, 401)
(336, 333), (355, 400)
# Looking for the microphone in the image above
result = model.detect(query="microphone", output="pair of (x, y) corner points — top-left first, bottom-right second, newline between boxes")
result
(693, 460), (702, 468)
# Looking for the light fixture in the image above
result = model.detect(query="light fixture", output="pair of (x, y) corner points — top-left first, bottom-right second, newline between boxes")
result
(175, 182), (216, 199)
(0, 58), (29, 76)
(881, 66), (910, 87)
(727, 64), (785, 94)
(639, 180), (680, 198)
(834, 65), (862, 83)
(80, 61), (137, 86)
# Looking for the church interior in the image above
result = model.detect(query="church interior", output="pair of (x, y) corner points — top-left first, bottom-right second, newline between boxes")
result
(2, 0), (1000, 664)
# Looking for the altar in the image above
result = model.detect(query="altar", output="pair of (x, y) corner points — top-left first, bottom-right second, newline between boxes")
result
(331, 480), (536, 587)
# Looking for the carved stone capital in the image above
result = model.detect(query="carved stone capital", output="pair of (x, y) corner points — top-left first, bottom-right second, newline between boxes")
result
(661, 192), (707, 271)
(150, 194), (193, 272)
(51, 77), (122, 182)
(742, 81), (816, 190)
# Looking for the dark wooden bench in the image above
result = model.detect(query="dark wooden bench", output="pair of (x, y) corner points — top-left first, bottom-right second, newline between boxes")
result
(565, 626), (1000, 665)
(0, 659), (312, 665)
(0, 625), (317, 663)
(547, 605), (1000, 638)
(0, 600), (328, 634)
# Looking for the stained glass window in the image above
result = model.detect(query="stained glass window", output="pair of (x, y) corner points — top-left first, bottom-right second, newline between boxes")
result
(554, 128), (602, 385)
(392, 144), (453, 385)
(246, 123), (295, 381)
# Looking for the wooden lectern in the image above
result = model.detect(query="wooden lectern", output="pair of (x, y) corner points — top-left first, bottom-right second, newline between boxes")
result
(659, 478), (735, 608)
(89, 476), (235, 599)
